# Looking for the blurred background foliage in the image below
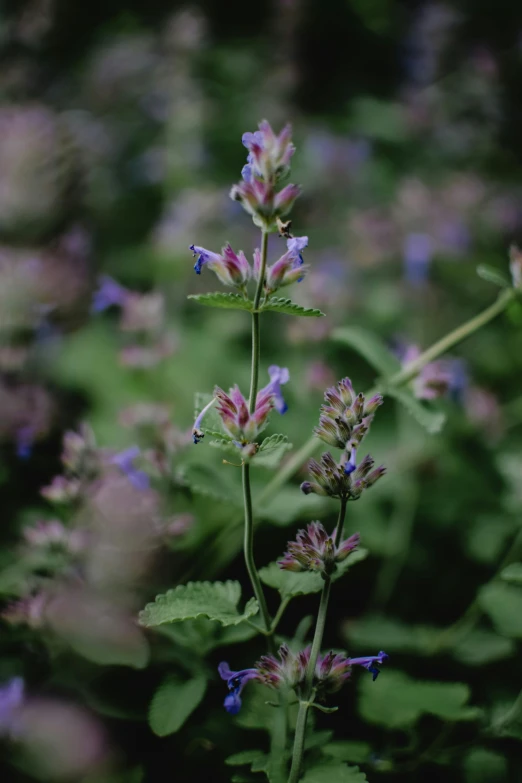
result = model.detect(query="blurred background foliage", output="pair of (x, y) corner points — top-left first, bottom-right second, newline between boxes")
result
(1, 0), (522, 781)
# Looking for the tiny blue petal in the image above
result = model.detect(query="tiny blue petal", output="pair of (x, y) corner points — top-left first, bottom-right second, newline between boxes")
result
(224, 691), (242, 715)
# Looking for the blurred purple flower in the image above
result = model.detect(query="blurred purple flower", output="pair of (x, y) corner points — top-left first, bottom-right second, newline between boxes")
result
(262, 365), (290, 414)
(110, 446), (150, 490)
(403, 232), (433, 286)
(92, 276), (128, 312)
(0, 677), (24, 736)
(16, 425), (34, 460)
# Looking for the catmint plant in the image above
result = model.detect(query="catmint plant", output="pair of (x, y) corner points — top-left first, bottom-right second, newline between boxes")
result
(139, 121), (389, 782)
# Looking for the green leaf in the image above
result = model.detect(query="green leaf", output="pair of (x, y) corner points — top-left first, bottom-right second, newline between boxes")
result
(179, 464), (243, 506)
(148, 676), (207, 736)
(139, 581), (259, 628)
(188, 292), (253, 311)
(344, 615), (439, 656)
(322, 742), (371, 765)
(259, 550), (368, 600)
(476, 265), (511, 288)
(464, 748), (508, 782)
(452, 628), (516, 666)
(301, 762), (367, 783)
(156, 618), (257, 656)
(261, 298), (325, 317)
(332, 326), (401, 377)
(209, 439), (243, 456)
(257, 486), (337, 527)
(385, 387), (446, 434)
(358, 670), (480, 729)
(226, 751), (266, 767)
(254, 434), (293, 468)
(478, 581), (522, 637)
(500, 563), (522, 584)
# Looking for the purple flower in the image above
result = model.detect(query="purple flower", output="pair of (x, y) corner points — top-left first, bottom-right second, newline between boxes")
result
(403, 233), (432, 286)
(241, 121), (295, 182)
(314, 378), (383, 452)
(261, 365), (290, 414)
(192, 397), (216, 444)
(218, 662), (258, 715)
(16, 425), (34, 460)
(92, 276), (128, 312)
(263, 236), (309, 293)
(0, 677), (24, 736)
(189, 244), (251, 288)
(110, 446), (150, 490)
(349, 651), (389, 681)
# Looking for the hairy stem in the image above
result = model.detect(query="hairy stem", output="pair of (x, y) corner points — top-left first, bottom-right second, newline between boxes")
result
(242, 229), (273, 644)
(288, 501), (347, 782)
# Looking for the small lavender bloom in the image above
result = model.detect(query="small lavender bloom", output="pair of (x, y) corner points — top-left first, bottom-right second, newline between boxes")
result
(350, 651), (389, 681)
(189, 244), (222, 276)
(16, 425), (34, 460)
(264, 236), (309, 293)
(262, 365), (290, 414)
(403, 233), (432, 286)
(192, 397), (216, 444)
(241, 121), (295, 182)
(110, 446), (150, 490)
(189, 244), (251, 287)
(92, 276), (128, 312)
(0, 677), (24, 736)
(218, 662), (258, 715)
(241, 163), (253, 183)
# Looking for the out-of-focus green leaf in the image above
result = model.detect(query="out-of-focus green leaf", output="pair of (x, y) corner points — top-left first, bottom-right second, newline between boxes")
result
(226, 751), (267, 766)
(478, 581), (522, 637)
(254, 434), (293, 468)
(476, 265), (511, 288)
(257, 486), (336, 526)
(451, 628), (516, 666)
(385, 387), (446, 433)
(139, 581), (259, 628)
(259, 550), (368, 600)
(500, 563), (522, 584)
(156, 617), (257, 655)
(179, 464), (243, 506)
(344, 615), (439, 655)
(301, 762), (367, 782)
(188, 292), (253, 311)
(322, 742), (371, 765)
(332, 326), (400, 377)
(261, 298), (325, 317)
(209, 439), (243, 456)
(358, 670), (480, 729)
(464, 748), (508, 782)
(148, 676), (207, 736)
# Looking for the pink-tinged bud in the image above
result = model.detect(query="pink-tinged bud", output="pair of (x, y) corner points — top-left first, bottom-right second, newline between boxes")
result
(263, 236), (309, 294)
(509, 244), (522, 289)
(364, 394), (384, 416)
(274, 184), (301, 217)
(242, 120), (295, 182)
(314, 378), (381, 451)
(278, 521), (360, 574)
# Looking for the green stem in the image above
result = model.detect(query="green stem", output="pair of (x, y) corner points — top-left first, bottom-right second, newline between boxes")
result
(249, 230), (269, 413)
(288, 501), (347, 782)
(271, 596), (292, 634)
(242, 229), (272, 644)
(242, 462), (273, 644)
(386, 289), (514, 389)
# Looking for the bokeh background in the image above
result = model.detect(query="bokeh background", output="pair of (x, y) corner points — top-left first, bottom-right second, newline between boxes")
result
(1, 1), (522, 781)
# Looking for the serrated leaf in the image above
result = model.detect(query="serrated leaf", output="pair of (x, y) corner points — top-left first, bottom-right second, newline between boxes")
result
(226, 751), (266, 767)
(476, 265), (510, 288)
(139, 581), (259, 628)
(301, 762), (367, 783)
(254, 434), (293, 468)
(358, 670), (480, 729)
(148, 676), (207, 736)
(385, 387), (446, 433)
(259, 549), (368, 600)
(478, 581), (522, 637)
(332, 326), (401, 377)
(500, 563), (522, 584)
(188, 292), (253, 311)
(209, 439), (243, 456)
(261, 298), (325, 317)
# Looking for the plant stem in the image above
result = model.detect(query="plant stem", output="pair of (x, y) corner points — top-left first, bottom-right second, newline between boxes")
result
(386, 288), (514, 389)
(249, 230), (269, 412)
(242, 229), (272, 644)
(287, 500), (347, 782)
(242, 461), (273, 645)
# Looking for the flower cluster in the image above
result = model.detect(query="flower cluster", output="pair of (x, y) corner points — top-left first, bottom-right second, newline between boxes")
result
(192, 366), (289, 447)
(188, 235), (309, 294)
(230, 121), (300, 230)
(218, 646), (388, 714)
(314, 378), (383, 453)
(278, 521), (360, 575)
(301, 451), (385, 501)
